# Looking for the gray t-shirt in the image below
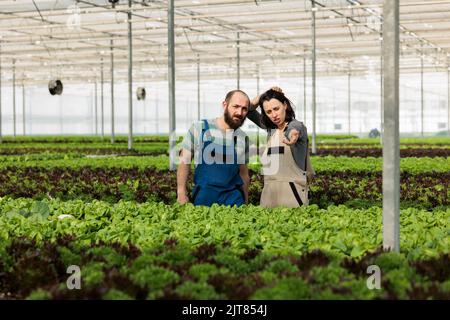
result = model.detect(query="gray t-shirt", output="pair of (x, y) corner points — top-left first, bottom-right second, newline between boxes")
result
(181, 118), (249, 166)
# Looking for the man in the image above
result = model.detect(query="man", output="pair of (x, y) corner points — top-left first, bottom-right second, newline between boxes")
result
(177, 90), (251, 207)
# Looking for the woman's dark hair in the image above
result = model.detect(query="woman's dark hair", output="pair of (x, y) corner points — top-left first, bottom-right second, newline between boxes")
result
(259, 89), (296, 129)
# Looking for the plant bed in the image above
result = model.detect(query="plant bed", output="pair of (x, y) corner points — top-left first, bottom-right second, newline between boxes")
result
(0, 167), (447, 208)
(0, 237), (448, 300)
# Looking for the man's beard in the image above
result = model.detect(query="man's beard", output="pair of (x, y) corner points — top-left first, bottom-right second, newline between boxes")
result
(224, 107), (245, 130)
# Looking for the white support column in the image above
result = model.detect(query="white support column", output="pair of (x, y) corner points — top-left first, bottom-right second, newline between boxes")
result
(168, 0), (176, 171)
(382, 0), (400, 252)
(101, 59), (105, 139)
(0, 42), (2, 143)
(127, 0), (133, 150)
(421, 45), (424, 137)
(197, 54), (200, 121)
(311, 1), (317, 154)
(348, 71), (351, 135)
(303, 55), (307, 125)
(12, 59), (16, 137)
(256, 64), (261, 161)
(94, 81), (98, 136)
(59, 95), (63, 134)
(380, 35), (384, 144)
(448, 65), (450, 135)
(22, 84), (25, 136)
(237, 32), (240, 90)
(110, 38), (115, 144)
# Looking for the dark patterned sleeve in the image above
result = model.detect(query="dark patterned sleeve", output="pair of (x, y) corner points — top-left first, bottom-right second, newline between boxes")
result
(246, 110), (267, 129)
(285, 120), (307, 145)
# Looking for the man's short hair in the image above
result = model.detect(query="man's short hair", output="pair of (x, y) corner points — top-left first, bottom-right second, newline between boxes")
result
(224, 90), (250, 107)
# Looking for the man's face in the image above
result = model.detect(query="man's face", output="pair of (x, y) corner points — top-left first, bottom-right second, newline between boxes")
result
(223, 92), (249, 130)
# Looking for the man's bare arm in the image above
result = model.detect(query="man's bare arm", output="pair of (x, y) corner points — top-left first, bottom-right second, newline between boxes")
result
(239, 165), (250, 204)
(177, 149), (192, 204)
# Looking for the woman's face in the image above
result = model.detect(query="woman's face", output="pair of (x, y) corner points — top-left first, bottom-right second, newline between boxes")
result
(262, 98), (287, 127)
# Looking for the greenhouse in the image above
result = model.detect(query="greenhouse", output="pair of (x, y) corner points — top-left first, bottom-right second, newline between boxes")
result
(0, 0), (448, 304)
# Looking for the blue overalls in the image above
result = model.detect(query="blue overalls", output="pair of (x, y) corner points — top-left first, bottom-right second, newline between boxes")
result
(192, 120), (245, 207)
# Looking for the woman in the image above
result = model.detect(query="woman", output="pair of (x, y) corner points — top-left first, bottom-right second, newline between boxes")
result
(247, 88), (315, 208)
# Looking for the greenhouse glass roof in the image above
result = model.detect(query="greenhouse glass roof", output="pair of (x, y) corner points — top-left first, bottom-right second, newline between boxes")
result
(0, 0), (449, 85)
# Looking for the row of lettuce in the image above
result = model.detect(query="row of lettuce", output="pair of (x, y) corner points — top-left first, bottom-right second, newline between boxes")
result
(2, 237), (449, 300)
(1, 155), (449, 173)
(0, 198), (448, 299)
(1, 198), (448, 259)
(1, 146), (449, 157)
(0, 166), (448, 209)
(0, 156), (447, 208)
(0, 134), (449, 158)
(0, 134), (449, 144)
(0, 134), (359, 144)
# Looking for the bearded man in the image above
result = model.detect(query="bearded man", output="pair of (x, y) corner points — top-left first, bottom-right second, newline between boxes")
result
(177, 90), (250, 207)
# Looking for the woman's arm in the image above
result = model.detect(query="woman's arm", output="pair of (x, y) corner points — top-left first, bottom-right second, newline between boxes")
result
(285, 121), (310, 172)
(284, 120), (307, 145)
(246, 110), (266, 129)
(246, 93), (267, 129)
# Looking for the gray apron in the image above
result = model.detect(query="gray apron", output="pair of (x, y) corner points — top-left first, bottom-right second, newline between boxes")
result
(260, 129), (309, 208)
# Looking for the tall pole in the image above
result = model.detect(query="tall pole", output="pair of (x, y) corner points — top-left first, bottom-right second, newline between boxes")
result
(197, 54), (200, 121)
(303, 55), (306, 125)
(311, 1), (317, 154)
(59, 95), (63, 134)
(127, 0), (133, 150)
(101, 59), (104, 139)
(110, 38), (115, 144)
(143, 91), (147, 134)
(448, 66), (450, 135)
(0, 42), (2, 143)
(237, 32), (240, 90)
(256, 65), (260, 161)
(348, 71), (351, 135)
(155, 90), (159, 134)
(12, 59), (16, 138)
(382, 0), (400, 252)
(22, 84), (25, 135)
(89, 85), (93, 134)
(420, 46), (424, 137)
(168, 0), (176, 170)
(29, 87), (32, 134)
(94, 81), (98, 135)
(380, 35), (383, 144)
